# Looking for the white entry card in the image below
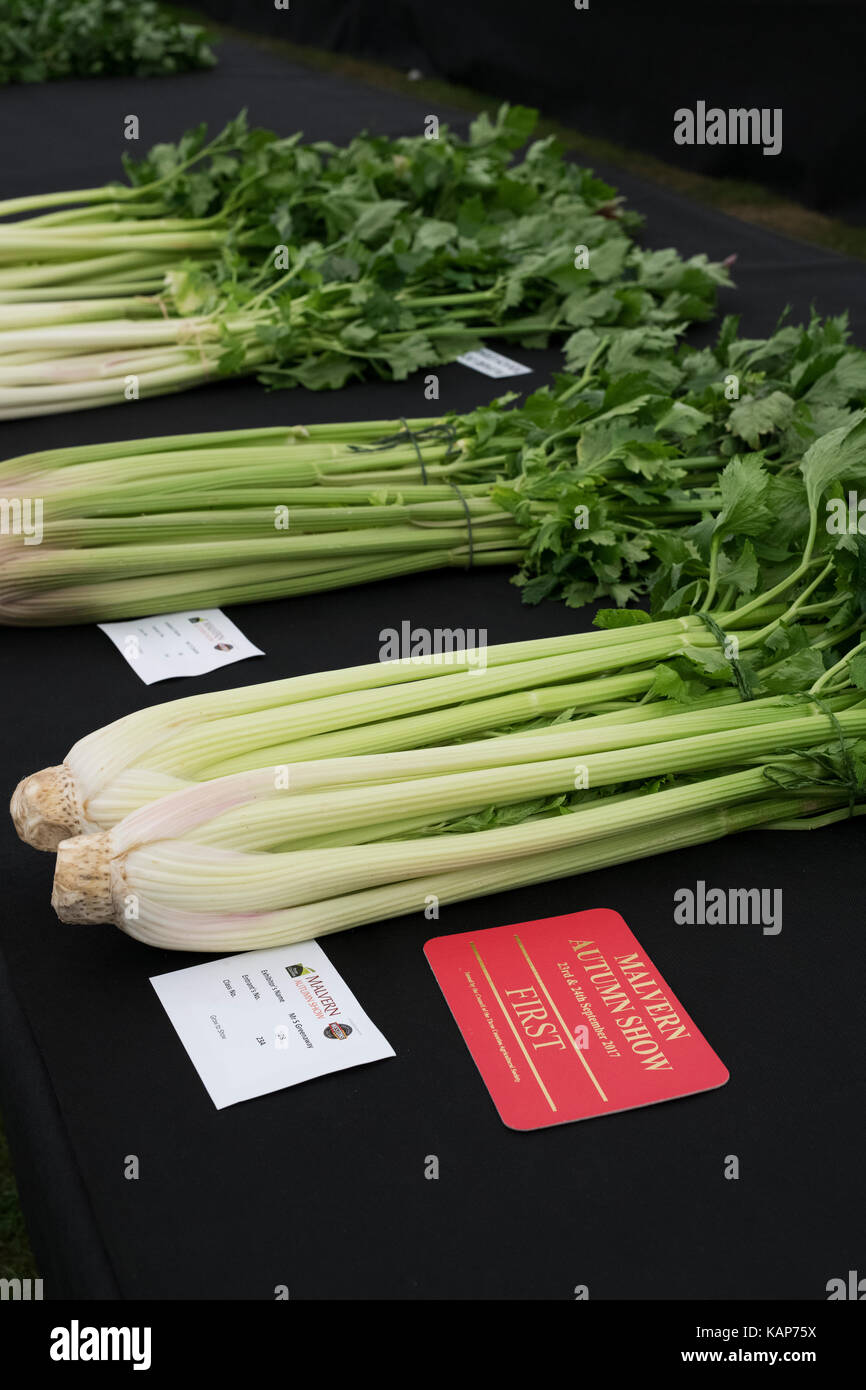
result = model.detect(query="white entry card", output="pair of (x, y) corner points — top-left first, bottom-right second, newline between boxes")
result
(150, 942), (395, 1109)
(457, 347), (532, 378)
(98, 608), (263, 684)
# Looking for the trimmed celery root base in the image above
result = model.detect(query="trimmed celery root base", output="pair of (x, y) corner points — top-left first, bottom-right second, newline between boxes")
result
(9, 763), (92, 850)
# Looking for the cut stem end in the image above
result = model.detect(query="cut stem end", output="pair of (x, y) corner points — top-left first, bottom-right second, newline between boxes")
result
(10, 763), (86, 850)
(52, 832), (115, 925)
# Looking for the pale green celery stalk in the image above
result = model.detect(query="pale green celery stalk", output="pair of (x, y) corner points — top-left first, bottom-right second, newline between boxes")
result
(95, 693), (822, 827)
(5, 422), (405, 473)
(0, 347), (199, 388)
(248, 694), (853, 796)
(0, 250), (184, 290)
(0, 122), (244, 221)
(294, 418), (443, 442)
(0, 217), (219, 237)
(126, 765), (805, 911)
(143, 634), (719, 777)
(199, 670), (746, 773)
(0, 341), (239, 400)
(84, 683), (767, 833)
(0, 527), (521, 590)
(238, 691), (861, 793)
(95, 737), (834, 861)
(0, 550), (524, 626)
(59, 618), (728, 796)
(810, 638), (866, 694)
(1, 550), (445, 598)
(166, 623), (768, 779)
(21, 202), (169, 227)
(37, 495), (501, 545)
(0, 348), (81, 367)
(275, 780), (720, 852)
(0, 229), (224, 254)
(186, 708), (866, 851)
(0, 335), (269, 414)
(0, 185), (145, 219)
(767, 804), (866, 830)
(0, 284), (164, 302)
(0, 119), (258, 225)
(112, 794), (838, 952)
(0, 360), (220, 415)
(85, 769), (193, 827)
(276, 810), (463, 852)
(119, 675), (654, 778)
(0, 298), (164, 328)
(0, 327), (267, 405)
(24, 442), (457, 499)
(18, 431), (458, 481)
(0, 246), (204, 272)
(0, 311), (235, 352)
(17, 646), (666, 847)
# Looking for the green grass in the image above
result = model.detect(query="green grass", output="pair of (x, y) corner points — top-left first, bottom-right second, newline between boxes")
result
(0, 1110), (37, 1279)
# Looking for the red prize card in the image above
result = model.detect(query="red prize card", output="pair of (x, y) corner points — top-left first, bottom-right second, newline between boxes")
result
(424, 909), (728, 1129)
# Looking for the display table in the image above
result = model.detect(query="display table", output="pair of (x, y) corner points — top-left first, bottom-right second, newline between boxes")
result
(1, 38), (864, 1300)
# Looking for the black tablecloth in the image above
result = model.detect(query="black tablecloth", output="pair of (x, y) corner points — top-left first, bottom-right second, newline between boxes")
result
(195, 0), (866, 224)
(1, 39), (864, 1301)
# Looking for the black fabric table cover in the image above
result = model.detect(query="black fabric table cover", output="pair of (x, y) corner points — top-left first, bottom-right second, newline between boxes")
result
(0, 39), (864, 1300)
(193, 0), (866, 224)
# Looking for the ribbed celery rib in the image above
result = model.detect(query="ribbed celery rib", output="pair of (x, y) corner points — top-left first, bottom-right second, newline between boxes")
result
(5, 407), (791, 626)
(7, 561), (861, 947)
(115, 792), (846, 953)
(124, 766), (802, 910)
(16, 600), (793, 823)
(0, 424), (523, 623)
(2, 406), (857, 955)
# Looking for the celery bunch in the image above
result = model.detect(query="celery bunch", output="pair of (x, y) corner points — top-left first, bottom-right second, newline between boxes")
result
(2, 314), (864, 625)
(0, 108), (728, 417)
(11, 435), (866, 948)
